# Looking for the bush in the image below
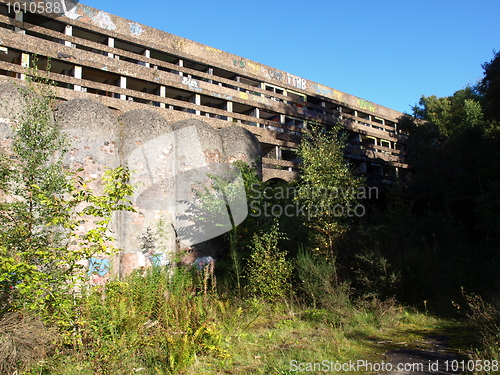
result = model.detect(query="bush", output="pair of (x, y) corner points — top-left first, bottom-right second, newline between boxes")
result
(245, 222), (293, 301)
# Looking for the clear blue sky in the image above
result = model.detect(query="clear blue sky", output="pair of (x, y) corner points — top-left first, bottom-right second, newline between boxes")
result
(80, 0), (499, 114)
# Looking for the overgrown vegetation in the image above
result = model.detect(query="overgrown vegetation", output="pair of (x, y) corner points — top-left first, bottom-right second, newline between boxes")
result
(2, 52), (500, 374)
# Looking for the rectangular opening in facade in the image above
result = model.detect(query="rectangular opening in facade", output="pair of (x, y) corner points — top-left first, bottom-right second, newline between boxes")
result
(114, 39), (146, 55)
(31, 56), (74, 77)
(82, 66), (120, 86)
(183, 59), (209, 73)
(307, 95), (322, 105)
(25, 28), (62, 43)
(239, 76), (260, 87)
(287, 90), (306, 102)
(260, 109), (281, 123)
(265, 84), (285, 95)
(362, 135), (376, 146)
(0, 46), (21, 65)
(72, 26), (108, 45)
(232, 102), (256, 116)
(380, 140), (391, 148)
(150, 50), (179, 64)
(23, 12), (65, 33)
(357, 112), (370, 120)
(0, 3), (12, 17)
(200, 95), (225, 109)
(126, 76), (161, 95)
(342, 107), (355, 116)
(165, 86), (195, 103)
(212, 67), (235, 80)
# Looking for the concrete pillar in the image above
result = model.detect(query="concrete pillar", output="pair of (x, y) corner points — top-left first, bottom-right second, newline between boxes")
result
(120, 76), (127, 100)
(107, 37), (115, 58)
(14, 10), (24, 33)
(178, 59), (183, 76)
(64, 25), (73, 47)
(159, 86), (166, 108)
(226, 101), (233, 122)
(143, 49), (150, 68)
(73, 66), (82, 91)
(253, 108), (260, 127)
(194, 94), (201, 115)
(19, 52), (30, 80)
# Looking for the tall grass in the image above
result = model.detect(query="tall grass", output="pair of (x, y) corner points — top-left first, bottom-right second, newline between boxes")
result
(43, 266), (225, 374)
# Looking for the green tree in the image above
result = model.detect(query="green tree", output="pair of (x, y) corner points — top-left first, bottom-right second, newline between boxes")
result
(296, 124), (361, 262)
(0, 65), (135, 328)
(478, 50), (500, 124)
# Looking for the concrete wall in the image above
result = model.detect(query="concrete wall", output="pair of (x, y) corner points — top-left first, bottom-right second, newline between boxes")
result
(0, 83), (261, 282)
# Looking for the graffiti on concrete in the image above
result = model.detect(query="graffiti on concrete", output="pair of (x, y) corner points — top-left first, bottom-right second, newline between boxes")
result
(233, 59), (246, 68)
(88, 257), (111, 286)
(149, 253), (169, 267)
(211, 92), (233, 101)
(129, 23), (144, 36)
(64, 3), (96, 22)
(312, 83), (333, 97)
(206, 46), (222, 53)
(332, 89), (344, 102)
(171, 37), (185, 51)
(268, 69), (284, 83)
(92, 11), (116, 31)
(287, 73), (307, 90)
(358, 98), (376, 112)
(181, 76), (202, 92)
(193, 256), (215, 270)
(247, 62), (261, 76)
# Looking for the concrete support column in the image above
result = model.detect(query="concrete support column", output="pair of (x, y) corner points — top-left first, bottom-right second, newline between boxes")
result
(253, 108), (260, 127)
(143, 49), (150, 68)
(226, 101), (233, 122)
(19, 52), (29, 80)
(178, 59), (183, 76)
(206, 67), (213, 83)
(14, 10), (24, 33)
(159, 86), (166, 108)
(73, 66), (82, 91)
(107, 37), (115, 58)
(64, 25), (73, 47)
(194, 94), (201, 115)
(120, 76), (127, 100)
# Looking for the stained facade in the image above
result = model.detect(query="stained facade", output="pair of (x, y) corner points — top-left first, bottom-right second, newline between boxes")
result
(0, 0), (407, 185)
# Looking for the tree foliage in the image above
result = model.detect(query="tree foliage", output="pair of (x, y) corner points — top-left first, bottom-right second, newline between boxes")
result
(296, 124), (362, 259)
(0, 65), (135, 326)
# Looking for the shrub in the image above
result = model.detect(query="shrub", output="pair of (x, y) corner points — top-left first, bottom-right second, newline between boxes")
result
(245, 222), (292, 301)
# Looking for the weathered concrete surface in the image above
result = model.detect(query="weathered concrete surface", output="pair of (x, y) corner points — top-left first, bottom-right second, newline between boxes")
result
(0, 84), (262, 279)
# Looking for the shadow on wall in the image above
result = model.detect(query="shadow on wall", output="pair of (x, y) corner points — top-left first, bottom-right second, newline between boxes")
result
(0, 83), (262, 279)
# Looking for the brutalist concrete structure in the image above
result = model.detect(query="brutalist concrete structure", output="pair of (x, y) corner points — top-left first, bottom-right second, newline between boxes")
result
(0, 0), (407, 184)
(0, 1), (409, 279)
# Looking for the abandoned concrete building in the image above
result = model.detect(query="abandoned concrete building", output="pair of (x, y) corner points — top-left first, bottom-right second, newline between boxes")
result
(0, 0), (407, 184)
(0, 1), (409, 278)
